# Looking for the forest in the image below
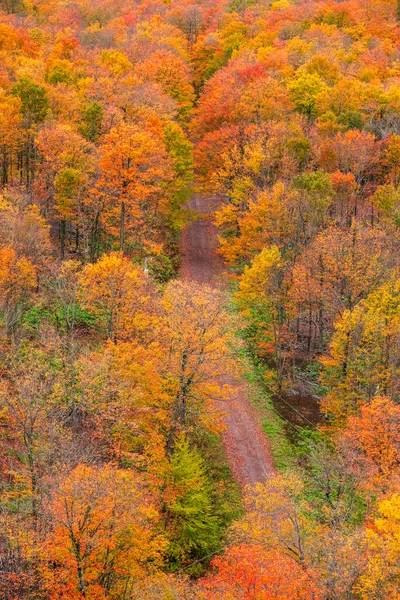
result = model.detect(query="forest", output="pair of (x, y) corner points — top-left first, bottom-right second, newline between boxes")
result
(0, 0), (399, 597)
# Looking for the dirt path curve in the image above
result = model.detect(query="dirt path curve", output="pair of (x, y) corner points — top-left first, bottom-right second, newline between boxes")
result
(181, 195), (275, 487)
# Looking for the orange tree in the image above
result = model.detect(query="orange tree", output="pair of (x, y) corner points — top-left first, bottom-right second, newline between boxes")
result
(40, 464), (165, 600)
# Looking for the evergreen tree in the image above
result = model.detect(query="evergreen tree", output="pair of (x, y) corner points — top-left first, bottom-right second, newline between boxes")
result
(165, 435), (221, 574)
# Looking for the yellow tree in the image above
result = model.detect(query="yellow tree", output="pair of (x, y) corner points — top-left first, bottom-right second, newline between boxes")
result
(235, 246), (290, 390)
(358, 494), (400, 599)
(385, 134), (400, 186)
(216, 182), (295, 267)
(233, 473), (314, 562)
(78, 252), (153, 342)
(78, 339), (170, 483)
(320, 278), (400, 425)
(232, 473), (367, 599)
(370, 184), (400, 229)
(128, 573), (193, 600)
(162, 280), (234, 448)
(212, 124), (295, 248)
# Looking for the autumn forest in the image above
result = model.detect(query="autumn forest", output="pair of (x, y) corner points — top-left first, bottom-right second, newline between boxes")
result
(0, 0), (399, 597)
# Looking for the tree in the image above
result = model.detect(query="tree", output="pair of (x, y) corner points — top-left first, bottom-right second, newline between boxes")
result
(370, 184), (400, 229)
(0, 246), (36, 335)
(385, 134), (400, 186)
(198, 544), (321, 599)
(54, 168), (88, 258)
(357, 494), (400, 599)
(290, 224), (395, 356)
(162, 280), (234, 448)
(320, 278), (400, 425)
(78, 101), (104, 143)
(288, 72), (329, 118)
(136, 49), (195, 122)
(34, 123), (95, 258)
(98, 122), (173, 251)
(316, 131), (380, 202)
(330, 171), (358, 227)
(231, 473), (367, 599)
(51, 260), (83, 352)
(128, 573), (194, 600)
(235, 246), (290, 390)
(78, 252), (152, 341)
(0, 340), (66, 523)
(10, 79), (49, 186)
(41, 464), (165, 599)
(78, 338), (170, 480)
(303, 438), (365, 527)
(11, 78), (49, 125)
(233, 473), (309, 564)
(163, 122), (194, 231)
(291, 170), (334, 239)
(0, 90), (22, 186)
(0, 198), (52, 273)
(338, 396), (400, 494)
(216, 182), (295, 267)
(164, 435), (220, 572)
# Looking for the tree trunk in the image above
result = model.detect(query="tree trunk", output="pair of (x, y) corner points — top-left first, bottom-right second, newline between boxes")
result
(167, 350), (189, 452)
(2, 145), (8, 186)
(119, 201), (125, 251)
(60, 220), (66, 259)
(90, 211), (100, 262)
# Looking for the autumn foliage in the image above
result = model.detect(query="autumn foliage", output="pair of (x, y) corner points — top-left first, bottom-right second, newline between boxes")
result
(0, 0), (399, 596)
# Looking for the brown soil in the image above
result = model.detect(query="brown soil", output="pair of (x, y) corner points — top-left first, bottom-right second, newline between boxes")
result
(181, 195), (275, 487)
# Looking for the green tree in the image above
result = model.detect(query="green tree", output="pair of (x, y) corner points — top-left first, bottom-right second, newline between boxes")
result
(78, 101), (104, 143)
(10, 78), (49, 185)
(165, 435), (220, 574)
(11, 78), (49, 124)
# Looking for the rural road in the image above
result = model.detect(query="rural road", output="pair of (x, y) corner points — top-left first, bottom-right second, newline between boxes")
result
(181, 195), (275, 487)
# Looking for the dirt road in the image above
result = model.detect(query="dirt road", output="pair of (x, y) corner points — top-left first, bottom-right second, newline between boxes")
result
(181, 195), (275, 487)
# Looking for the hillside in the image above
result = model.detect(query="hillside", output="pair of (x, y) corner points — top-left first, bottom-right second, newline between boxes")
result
(0, 0), (399, 597)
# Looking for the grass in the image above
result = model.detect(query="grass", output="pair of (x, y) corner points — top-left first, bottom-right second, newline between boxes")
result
(236, 346), (297, 472)
(225, 292), (297, 473)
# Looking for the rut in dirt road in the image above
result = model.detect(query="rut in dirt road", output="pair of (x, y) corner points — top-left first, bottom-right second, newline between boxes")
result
(181, 195), (275, 488)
